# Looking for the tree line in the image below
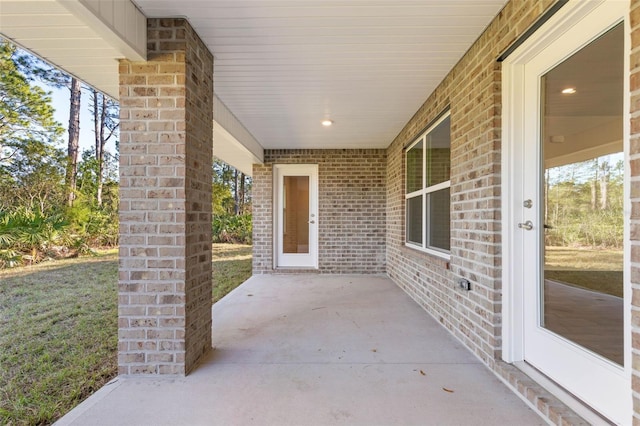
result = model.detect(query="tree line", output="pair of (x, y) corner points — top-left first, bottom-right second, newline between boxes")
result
(0, 40), (119, 267)
(212, 159), (252, 244)
(0, 40), (252, 267)
(545, 154), (623, 249)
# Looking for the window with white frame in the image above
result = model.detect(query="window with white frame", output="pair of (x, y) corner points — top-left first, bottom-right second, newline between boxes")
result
(405, 112), (451, 256)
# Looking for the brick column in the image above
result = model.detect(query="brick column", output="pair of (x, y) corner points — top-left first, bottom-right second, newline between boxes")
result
(118, 18), (213, 375)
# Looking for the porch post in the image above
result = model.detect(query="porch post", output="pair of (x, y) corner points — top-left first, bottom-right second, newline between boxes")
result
(117, 18), (213, 375)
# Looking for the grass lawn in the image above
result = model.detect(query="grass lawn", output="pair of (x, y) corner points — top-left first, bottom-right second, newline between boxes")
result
(212, 243), (252, 303)
(0, 250), (118, 425)
(0, 243), (251, 425)
(545, 246), (623, 297)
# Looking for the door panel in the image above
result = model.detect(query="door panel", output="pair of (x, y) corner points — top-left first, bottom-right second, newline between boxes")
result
(274, 165), (318, 268)
(539, 23), (624, 366)
(519, 6), (628, 423)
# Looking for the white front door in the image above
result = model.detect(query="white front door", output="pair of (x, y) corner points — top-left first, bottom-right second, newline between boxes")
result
(503, 2), (630, 423)
(274, 164), (318, 268)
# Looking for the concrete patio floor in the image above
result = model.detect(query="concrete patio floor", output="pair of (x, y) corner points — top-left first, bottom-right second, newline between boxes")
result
(57, 274), (544, 425)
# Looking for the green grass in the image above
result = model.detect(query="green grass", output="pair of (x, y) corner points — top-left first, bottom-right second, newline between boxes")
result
(0, 244), (252, 425)
(545, 246), (623, 297)
(212, 243), (252, 303)
(545, 246), (622, 271)
(0, 250), (118, 425)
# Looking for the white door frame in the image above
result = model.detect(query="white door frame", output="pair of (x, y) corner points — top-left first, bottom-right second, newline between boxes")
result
(502, 0), (631, 422)
(273, 164), (319, 269)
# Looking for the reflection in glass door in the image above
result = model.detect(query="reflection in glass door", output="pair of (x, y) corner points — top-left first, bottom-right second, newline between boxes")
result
(540, 23), (624, 365)
(283, 176), (310, 254)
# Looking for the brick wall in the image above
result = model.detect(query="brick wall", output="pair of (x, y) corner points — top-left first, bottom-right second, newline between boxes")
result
(384, 0), (593, 422)
(118, 18), (213, 375)
(253, 149), (386, 273)
(387, 0), (556, 366)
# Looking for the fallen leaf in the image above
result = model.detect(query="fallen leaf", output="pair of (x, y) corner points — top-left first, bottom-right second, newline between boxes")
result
(419, 370), (426, 376)
(442, 387), (454, 393)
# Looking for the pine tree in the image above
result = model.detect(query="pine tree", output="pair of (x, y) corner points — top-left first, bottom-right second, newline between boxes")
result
(66, 77), (81, 206)
(90, 89), (118, 206)
(0, 41), (64, 212)
(11, 43), (83, 206)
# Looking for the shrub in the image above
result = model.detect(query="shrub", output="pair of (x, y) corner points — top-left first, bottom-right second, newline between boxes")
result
(0, 205), (119, 268)
(79, 208), (119, 247)
(212, 214), (252, 244)
(65, 195), (119, 248)
(0, 207), (67, 264)
(0, 248), (21, 268)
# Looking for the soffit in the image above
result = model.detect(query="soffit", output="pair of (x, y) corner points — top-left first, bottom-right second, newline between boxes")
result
(133, 0), (508, 149)
(0, 0), (146, 99)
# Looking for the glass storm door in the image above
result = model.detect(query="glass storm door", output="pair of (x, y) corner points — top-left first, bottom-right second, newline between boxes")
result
(274, 164), (318, 268)
(519, 6), (628, 423)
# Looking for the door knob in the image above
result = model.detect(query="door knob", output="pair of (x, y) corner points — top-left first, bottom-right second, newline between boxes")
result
(518, 220), (533, 230)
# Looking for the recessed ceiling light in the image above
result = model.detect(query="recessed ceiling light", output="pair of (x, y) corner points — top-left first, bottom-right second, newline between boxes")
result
(561, 87), (576, 94)
(322, 120), (333, 127)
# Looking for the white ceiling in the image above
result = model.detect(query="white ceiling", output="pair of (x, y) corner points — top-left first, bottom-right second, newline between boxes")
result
(0, 0), (509, 154)
(133, 0), (509, 149)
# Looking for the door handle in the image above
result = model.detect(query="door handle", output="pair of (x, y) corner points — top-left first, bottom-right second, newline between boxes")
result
(518, 220), (533, 231)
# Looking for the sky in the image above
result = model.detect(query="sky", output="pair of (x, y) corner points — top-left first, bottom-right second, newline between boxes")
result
(44, 83), (117, 156)
(3, 36), (118, 160)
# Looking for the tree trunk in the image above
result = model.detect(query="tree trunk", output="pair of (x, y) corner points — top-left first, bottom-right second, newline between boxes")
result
(590, 158), (599, 211)
(233, 169), (239, 215)
(93, 90), (107, 207)
(544, 169), (549, 227)
(600, 171), (609, 210)
(239, 172), (245, 214)
(92, 90), (100, 205)
(66, 77), (81, 207)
